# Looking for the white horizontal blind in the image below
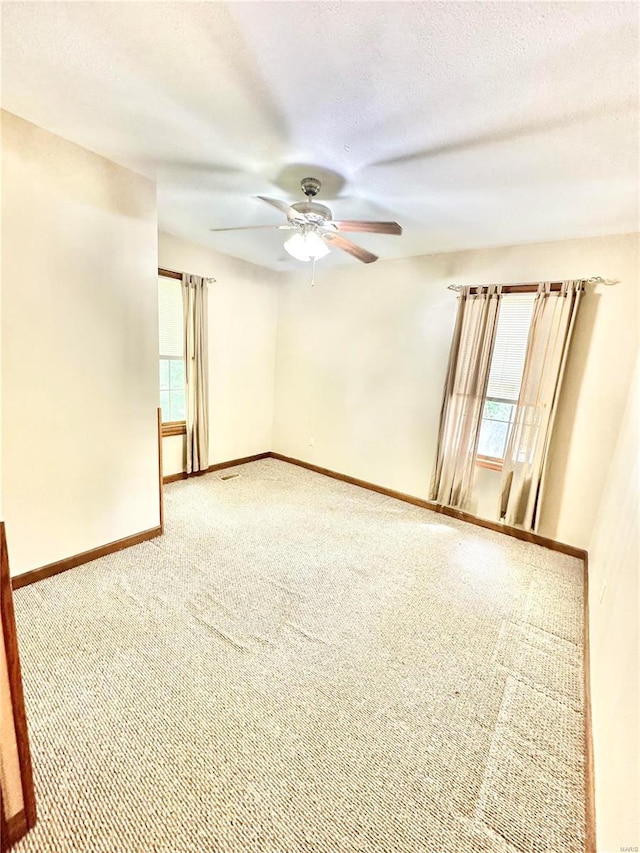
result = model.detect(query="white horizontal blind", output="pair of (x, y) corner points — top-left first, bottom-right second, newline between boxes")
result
(158, 276), (184, 358)
(486, 293), (535, 400)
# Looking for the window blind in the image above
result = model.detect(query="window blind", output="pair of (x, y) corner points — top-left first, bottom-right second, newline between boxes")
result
(158, 276), (184, 358)
(486, 293), (535, 401)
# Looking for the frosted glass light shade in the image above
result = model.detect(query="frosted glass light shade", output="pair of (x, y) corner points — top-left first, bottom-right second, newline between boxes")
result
(284, 231), (330, 262)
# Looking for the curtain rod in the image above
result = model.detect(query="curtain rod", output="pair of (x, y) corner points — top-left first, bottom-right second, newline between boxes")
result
(447, 276), (604, 293)
(158, 267), (216, 283)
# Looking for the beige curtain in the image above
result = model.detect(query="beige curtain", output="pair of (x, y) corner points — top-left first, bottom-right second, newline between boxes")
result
(430, 285), (502, 508)
(499, 280), (583, 529)
(182, 274), (209, 474)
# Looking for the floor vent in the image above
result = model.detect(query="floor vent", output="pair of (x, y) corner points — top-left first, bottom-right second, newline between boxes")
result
(220, 473), (240, 481)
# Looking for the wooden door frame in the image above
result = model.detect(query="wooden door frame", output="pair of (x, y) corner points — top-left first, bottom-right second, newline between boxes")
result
(1, 522), (36, 846)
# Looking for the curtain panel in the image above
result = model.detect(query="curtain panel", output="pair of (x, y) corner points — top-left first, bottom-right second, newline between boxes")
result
(182, 274), (209, 474)
(430, 285), (502, 508)
(499, 280), (583, 529)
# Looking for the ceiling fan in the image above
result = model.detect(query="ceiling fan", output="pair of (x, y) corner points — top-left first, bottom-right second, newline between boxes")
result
(210, 177), (402, 264)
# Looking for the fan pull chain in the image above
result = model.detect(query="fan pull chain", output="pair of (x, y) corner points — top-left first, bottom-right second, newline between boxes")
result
(310, 256), (316, 288)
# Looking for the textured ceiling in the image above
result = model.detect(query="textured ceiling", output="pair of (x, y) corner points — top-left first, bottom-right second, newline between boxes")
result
(1, 2), (638, 271)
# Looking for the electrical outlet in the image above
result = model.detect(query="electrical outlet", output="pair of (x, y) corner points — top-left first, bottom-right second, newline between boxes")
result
(599, 582), (607, 604)
(308, 437), (315, 447)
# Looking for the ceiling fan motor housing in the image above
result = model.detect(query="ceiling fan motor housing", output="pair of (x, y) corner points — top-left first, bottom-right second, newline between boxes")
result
(300, 176), (322, 198)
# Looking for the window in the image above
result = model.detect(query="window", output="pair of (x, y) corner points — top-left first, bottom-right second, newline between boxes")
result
(158, 274), (186, 429)
(476, 293), (535, 469)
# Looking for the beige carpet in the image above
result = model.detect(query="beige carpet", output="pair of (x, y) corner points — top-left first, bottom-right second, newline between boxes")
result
(13, 458), (586, 852)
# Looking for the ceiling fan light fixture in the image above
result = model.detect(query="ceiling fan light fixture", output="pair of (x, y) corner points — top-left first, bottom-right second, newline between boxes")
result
(213, 178), (400, 265)
(283, 230), (330, 262)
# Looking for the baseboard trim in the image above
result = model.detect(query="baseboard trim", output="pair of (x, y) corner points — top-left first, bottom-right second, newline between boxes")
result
(11, 526), (162, 591)
(268, 453), (587, 560)
(163, 452), (271, 484)
(163, 472), (189, 484)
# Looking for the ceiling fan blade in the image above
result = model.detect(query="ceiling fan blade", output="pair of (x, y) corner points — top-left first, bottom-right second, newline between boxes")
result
(256, 196), (306, 220)
(331, 220), (402, 235)
(322, 233), (378, 264)
(210, 224), (295, 232)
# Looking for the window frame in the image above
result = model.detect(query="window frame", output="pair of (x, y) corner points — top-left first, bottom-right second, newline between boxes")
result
(476, 455), (504, 472)
(475, 289), (536, 471)
(162, 421), (186, 437)
(158, 268), (186, 436)
(476, 396), (518, 472)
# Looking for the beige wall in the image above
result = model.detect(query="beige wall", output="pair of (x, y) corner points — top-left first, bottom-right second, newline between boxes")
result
(588, 352), (639, 852)
(1, 111), (160, 576)
(273, 232), (638, 549)
(158, 232), (279, 476)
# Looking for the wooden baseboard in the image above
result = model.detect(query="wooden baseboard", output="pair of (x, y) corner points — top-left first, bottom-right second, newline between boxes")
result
(11, 526), (162, 591)
(163, 471), (189, 484)
(268, 452), (587, 560)
(163, 452), (271, 485)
